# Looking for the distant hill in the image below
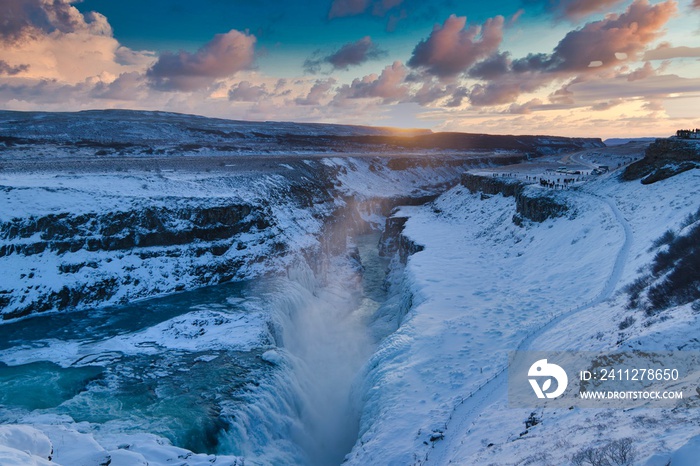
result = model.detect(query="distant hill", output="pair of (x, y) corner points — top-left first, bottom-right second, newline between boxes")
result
(0, 109), (603, 157)
(604, 137), (659, 146)
(623, 137), (700, 184)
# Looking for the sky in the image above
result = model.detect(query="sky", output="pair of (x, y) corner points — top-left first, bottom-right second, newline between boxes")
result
(0, 0), (699, 137)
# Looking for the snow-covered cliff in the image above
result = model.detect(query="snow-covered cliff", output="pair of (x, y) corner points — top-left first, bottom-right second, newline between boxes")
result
(3, 111), (694, 466)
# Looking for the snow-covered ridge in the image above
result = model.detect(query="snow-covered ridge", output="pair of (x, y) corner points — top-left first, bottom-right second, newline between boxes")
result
(0, 109), (431, 143)
(0, 109), (604, 322)
(0, 152), (493, 321)
(0, 109), (601, 158)
(346, 163), (700, 465)
(460, 173), (569, 222)
(5, 110), (684, 466)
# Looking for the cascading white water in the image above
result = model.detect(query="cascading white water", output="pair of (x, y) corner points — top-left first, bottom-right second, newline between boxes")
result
(281, 263), (376, 464)
(217, 233), (387, 466)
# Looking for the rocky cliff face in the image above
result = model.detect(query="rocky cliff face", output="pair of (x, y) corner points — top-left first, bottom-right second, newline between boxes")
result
(379, 214), (425, 264)
(460, 173), (568, 222)
(0, 110), (604, 321)
(0, 156), (481, 321)
(623, 138), (700, 184)
(1, 166), (576, 321)
(0, 174), (316, 320)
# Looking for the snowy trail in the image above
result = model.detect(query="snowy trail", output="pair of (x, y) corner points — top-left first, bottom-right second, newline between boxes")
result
(422, 191), (633, 465)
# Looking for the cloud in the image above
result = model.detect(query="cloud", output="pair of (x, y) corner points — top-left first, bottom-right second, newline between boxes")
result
(510, 0), (676, 74)
(444, 86), (469, 107)
(577, 73), (700, 99)
(562, 73), (700, 110)
(589, 98), (625, 110)
(295, 78), (336, 105)
(537, 68), (700, 115)
(524, 0), (629, 20)
(547, 0), (675, 71)
(467, 0), (676, 106)
(0, 78), (91, 105)
(91, 71), (147, 100)
(2, 31), (154, 84)
(407, 15), (504, 79)
(336, 61), (409, 103)
(386, 9), (408, 32)
(470, 78), (543, 106)
(0, 60), (28, 75)
(409, 80), (468, 106)
(328, 0), (405, 18)
(0, 0), (154, 85)
(115, 46), (155, 66)
(228, 80), (269, 102)
(625, 62), (657, 81)
(147, 30), (256, 91)
(0, 0), (111, 43)
(507, 98), (543, 114)
(468, 52), (511, 80)
(644, 42), (700, 60)
(304, 36), (386, 73)
(549, 85), (575, 105)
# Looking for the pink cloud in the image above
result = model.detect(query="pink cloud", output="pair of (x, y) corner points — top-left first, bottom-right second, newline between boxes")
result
(147, 30), (256, 91)
(0, 0), (153, 85)
(337, 61), (409, 103)
(467, 0), (676, 106)
(372, 0), (405, 16)
(506, 98), (543, 114)
(304, 36), (386, 73)
(0, 0), (111, 43)
(626, 62), (656, 81)
(0, 60), (28, 75)
(644, 42), (700, 60)
(470, 78), (543, 106)
(590, 98), (624, 111)
(295, 78), (336, 105)
(548, 0), (676, 71)
(566, 73), (700, 103)
(407, 15), (504, 79)
(327, 36), (386, 69)
(410, 80), (467, 106)
(91, 71), (148, 101)
(228, 81), (269, 102)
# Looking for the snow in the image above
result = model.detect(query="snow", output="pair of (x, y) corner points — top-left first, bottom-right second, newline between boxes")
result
(2, 119), (700, 465)
(0, 148), (477, 465)
(0, 152), (477, 322)
(0, 425), (53, 465)
(348, 182), (624, 465)
(0, 447), (53, 466)
(668, 435), (700, 466)
(347, 169), (700, 465)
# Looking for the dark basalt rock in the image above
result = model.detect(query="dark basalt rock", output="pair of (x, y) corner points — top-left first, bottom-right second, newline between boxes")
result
(0, 204), (262, 257)
(623, 138), (700, 184)
(460, 173), (568, 222)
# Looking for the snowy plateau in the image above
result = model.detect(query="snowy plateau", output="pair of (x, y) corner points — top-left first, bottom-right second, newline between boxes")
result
(0, 110), (699, 466)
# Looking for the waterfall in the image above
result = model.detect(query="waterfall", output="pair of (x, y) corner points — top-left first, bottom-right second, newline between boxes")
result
(217, 234), (385, 466)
